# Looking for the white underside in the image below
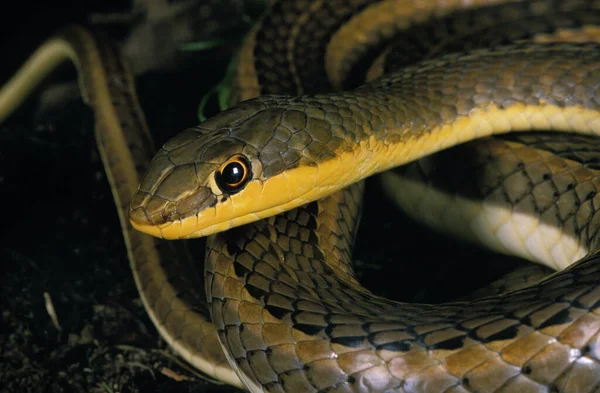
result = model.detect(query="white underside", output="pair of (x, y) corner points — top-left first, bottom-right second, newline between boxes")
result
(380, 171), (588, 272)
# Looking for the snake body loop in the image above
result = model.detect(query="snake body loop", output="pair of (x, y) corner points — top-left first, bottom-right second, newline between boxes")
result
(141, 1), (599, 391)
(1, 1), (600, 392)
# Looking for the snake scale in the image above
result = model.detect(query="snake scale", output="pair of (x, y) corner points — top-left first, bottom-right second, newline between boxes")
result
(1, 0), (599, 392)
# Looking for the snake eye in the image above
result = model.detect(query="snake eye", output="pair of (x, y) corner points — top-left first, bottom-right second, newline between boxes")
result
(215, 155), (252, 194)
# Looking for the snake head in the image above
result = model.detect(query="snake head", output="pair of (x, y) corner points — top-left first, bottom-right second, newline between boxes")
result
(129, 98), (352, 239)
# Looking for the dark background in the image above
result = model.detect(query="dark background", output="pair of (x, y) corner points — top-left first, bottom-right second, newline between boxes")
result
(0, 2), (518, 392)
(1, 2), (249, 392)
(0, 2), (118, 73)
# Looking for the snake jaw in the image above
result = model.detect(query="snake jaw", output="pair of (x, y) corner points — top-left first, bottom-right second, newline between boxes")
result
(129, 184), (219, 239)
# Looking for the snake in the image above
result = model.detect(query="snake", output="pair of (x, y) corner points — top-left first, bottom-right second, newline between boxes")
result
(1, 0), (599, 392)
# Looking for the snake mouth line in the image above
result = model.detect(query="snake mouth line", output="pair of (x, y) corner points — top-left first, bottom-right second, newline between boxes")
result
(130, 200), (283, 240)
(130, 175), (324, 240)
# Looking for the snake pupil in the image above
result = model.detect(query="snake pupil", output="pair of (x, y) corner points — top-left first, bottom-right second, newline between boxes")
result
(215, 155), (251, 193)
(224, 162), (243, 183)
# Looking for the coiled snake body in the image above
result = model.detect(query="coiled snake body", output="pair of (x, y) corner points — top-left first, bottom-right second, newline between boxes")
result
(1, 1), (600, 392)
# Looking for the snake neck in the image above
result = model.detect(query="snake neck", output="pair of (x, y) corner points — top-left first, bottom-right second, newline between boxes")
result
(247, 41), (600, 216)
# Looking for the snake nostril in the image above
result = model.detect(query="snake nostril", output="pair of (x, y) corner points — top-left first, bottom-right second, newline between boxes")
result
(129, 190), (177, 226)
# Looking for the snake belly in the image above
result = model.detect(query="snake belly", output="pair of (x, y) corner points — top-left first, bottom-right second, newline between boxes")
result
(128, 0), (600, 392)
